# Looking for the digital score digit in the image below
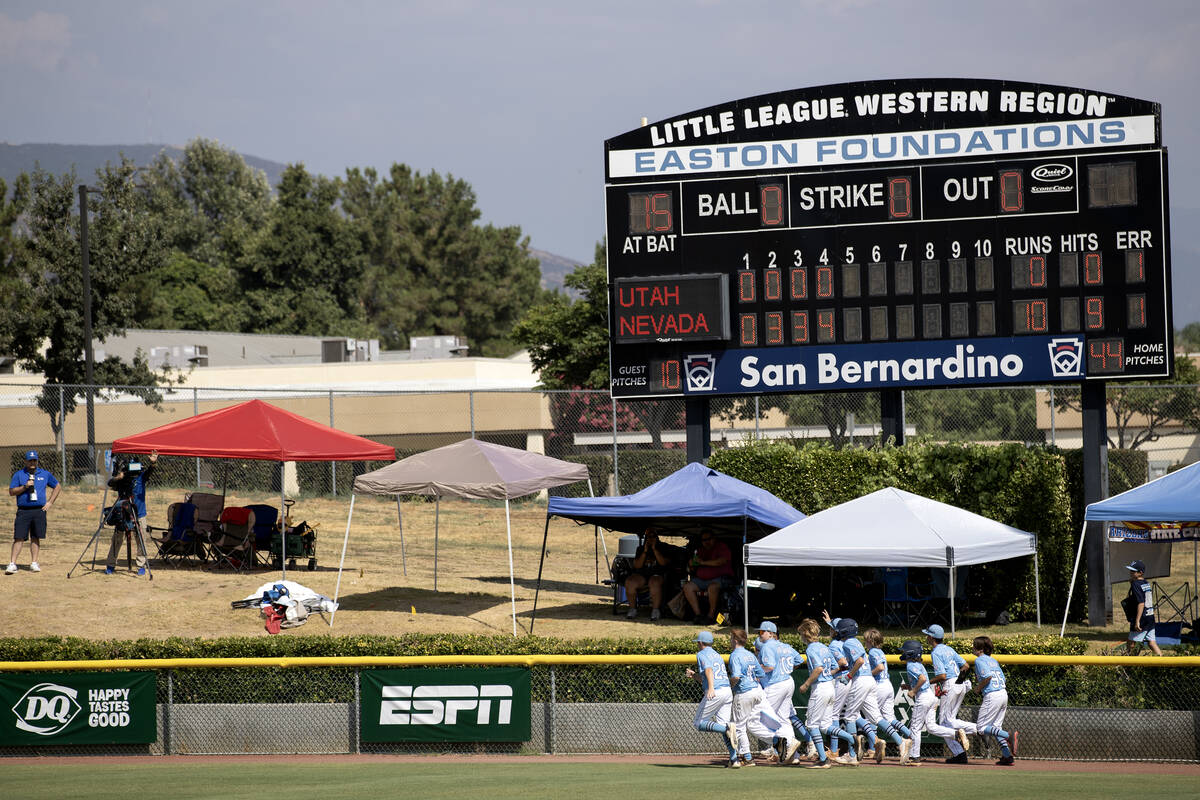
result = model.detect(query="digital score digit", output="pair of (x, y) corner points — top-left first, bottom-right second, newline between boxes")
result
(605, 79), (1172, 398)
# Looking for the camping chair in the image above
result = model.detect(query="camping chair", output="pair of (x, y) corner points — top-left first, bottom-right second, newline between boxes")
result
(147, 501), (200, 567)
(881, 566), (935, 627)
(208, 506), (256, 572)
(246, 503), (279, 566)
(186, 491), (225, 559)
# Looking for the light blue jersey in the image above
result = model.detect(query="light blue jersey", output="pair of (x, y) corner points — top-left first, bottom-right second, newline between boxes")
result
(842, 636), (871, 679)
(973, 653), (1007, 694)
(775, 641), (804, 679)
(867, 647), (889, 683)
(729, 645), (764, 694)
(697, 646), (731, 690)
(930, 642), (966, 681)
(757, 637), (785, 686)
(905, 661), (931, 696)
(805, 641), (836, 683)
(828, 639), (850, 682)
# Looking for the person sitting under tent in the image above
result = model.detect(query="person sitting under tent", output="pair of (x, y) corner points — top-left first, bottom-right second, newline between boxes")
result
(681, 529), (735, 624)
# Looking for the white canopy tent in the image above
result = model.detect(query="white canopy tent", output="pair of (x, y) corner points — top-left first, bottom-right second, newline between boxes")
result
(332, 439), (591, 636)
(744, 487), (1041, 635)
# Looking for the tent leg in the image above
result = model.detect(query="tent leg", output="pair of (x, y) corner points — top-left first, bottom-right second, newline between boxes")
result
(396, 496), (406, 577)
(434, 495), (440, 592)
(743, 561), (750, 634)
(1060, 523), (1089, 637)
(531, 515), (552, 634)
(331, 494), (355, 627)
(279, 464), (287, 582)
(505, 497), (517, 637)
(949, 566), (955, 637)
(1034, 549), (1042, 628)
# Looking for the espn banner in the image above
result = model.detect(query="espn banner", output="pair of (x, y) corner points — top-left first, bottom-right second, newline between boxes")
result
(0, 671), (156, 745)
(361, 667), (531, 743)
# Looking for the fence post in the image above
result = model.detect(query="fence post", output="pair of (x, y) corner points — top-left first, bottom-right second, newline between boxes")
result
(330, 390), (337, 496)
(1049, 386), (1056, 445)
(353, 668), (361, 754)
(58, 385), (66, 483)
(545, 665), (555, 754)
(164, 669), (173, 756)
(469, 391), (475, 439)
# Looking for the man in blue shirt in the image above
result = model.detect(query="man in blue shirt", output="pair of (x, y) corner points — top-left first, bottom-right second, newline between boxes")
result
(923, 623), (976, 764)
(1124, 560), (1163, 656)
(686, 629), (739, 767)
(104, 451), (158, 576)
(7, 450), (60, 575)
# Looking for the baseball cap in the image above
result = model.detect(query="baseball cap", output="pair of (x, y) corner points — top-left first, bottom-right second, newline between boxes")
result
(922, 623), (945, 640)
(757, 621), (777, 633)
(1125, 560), (1147, 573)
(694, 630), (714, 644)
(24, 450), (38, 460)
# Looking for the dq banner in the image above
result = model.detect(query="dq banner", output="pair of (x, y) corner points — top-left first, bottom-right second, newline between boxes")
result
(0, 671), (156, 745)
(361, 667), (531, 743)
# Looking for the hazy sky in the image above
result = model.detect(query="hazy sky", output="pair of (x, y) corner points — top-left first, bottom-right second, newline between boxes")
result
(2, 0), (1198, 266)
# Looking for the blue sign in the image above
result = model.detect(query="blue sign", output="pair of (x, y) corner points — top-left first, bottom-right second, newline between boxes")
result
(680, 335), (1085, 396)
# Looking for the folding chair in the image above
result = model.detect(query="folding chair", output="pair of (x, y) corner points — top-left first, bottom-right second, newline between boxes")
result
(881, 566), (934, 627)
(208, 506), (255, 572)
(245, 504), (278, 566)
(186, 491), (225, 560)
(147, 501), (200, 567)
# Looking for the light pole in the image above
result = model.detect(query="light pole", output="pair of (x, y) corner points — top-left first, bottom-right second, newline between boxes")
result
(78, 184), (98, 474)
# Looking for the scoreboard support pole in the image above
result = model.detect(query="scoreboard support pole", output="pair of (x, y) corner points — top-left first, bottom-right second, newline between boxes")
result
(880, 389), (906, 446)
(1081, 381), (1111, 626)
(685, 397), (711, 464)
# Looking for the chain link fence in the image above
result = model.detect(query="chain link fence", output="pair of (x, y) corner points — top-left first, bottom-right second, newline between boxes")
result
(0, 382), (1197, 496)
(1, 659), (1198, 760)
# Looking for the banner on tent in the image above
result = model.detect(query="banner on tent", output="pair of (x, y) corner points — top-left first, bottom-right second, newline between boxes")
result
(1110, 523), (1200, 542)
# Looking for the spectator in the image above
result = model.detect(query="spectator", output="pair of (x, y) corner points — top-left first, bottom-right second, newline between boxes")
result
(7, 450), (60, 574)
(624, 527), (678, 620)
(1124, 560), (1163, 656)
(682, 529), (734, 623)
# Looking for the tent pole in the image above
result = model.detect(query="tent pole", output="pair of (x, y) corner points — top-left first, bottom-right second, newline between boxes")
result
(1061, 522), (1089, 637)
(505, 496), (517, 637)
(742, 516), (749, 632)
(396, 496), (406, 577)
(531, 514), (552, 634)
(1034, 549), (1042, 628)
(949, 565), (955, 637)
(331, 493), (355, 627)
(439, 494), (444, 594)
(280, 463), (287, 582)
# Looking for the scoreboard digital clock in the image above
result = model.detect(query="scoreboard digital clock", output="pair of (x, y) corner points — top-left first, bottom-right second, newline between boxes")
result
(604, 79), (1173, 399)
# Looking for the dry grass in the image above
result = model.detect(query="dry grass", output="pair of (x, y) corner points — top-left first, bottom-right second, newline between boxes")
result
(1, 484), (1193, 649)
(0, 484), (640, 641)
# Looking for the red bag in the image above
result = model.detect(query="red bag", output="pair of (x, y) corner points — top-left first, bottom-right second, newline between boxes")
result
(263, 603), (286, 635)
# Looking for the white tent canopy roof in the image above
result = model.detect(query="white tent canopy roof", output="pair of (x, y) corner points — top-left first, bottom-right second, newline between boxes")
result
(745, 487), (1036, 567)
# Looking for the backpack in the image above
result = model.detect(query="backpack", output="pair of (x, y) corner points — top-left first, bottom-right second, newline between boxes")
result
(1120, 588), (1139, 624)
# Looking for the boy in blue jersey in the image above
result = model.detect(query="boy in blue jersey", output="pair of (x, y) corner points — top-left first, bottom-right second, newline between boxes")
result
(686, 630), (740, 767)
(899, 638), (963, 765)
(971, 635), (1017, 766)
(1124, 560), (1163, 656)
(822, 613), (853, 757)
(797, 618), (858, 767)
(923, 623), (977, 763)
(864, 627), (914, 764)
(728, 628), (789, 766)
(753, 621), (801, 762)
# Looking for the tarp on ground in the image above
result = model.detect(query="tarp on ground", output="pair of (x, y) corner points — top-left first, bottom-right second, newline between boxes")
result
(545, 461), (805, 537)
(745, 487), (1036, 567)
(112, 398), (395, 461)
(352, 438), (589, 499)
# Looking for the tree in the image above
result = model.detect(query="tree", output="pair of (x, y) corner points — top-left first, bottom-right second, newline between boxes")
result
(1051, 355), (1200, 449)
(345, 164), (545, 355)
(242, 163), (371, 337)
(10, 161), (180, 440)
(1177, 322), (1200, 353)
(0, 173), (31, 355)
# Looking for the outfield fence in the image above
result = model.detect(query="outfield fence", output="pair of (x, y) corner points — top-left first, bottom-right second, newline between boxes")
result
(2, 655), (1198, 762)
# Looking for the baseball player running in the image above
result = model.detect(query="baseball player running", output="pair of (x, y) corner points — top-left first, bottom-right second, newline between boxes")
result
(924, 623), (977, 763)
(753, 621), (802, 763)
(971, 635), (1018, 766)
(863, 627), (914, 764)
(898, 638), (965, 765)
(728, 628), (789, 766)
(686, 630), (740, 767)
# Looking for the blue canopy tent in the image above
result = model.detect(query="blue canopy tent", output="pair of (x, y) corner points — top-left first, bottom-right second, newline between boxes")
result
(1061, 460), (1200, 636)
(531, 462), (805, 632)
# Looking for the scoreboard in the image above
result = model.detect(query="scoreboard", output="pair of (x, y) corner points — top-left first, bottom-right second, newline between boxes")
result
(604, 79), (1173, 399)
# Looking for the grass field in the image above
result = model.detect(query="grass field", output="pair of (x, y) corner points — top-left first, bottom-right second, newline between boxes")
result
(0, 482), (1190, 646)
(7, 759), (1200, 800)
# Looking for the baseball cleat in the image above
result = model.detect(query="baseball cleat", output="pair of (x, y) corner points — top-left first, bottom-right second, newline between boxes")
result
(835, 753), (859, 766)
(784, 738), (801, 762)
(956, 728), (970, 752)
(1010, 730), (1019, 757)
(945, 751), (969, 764)
(996, 756), (1015, 766)
(727, 759), (740, 768)
(806, 759), (831, 769)
(724, 723), (738, 749)
(874, 742), (885, 763)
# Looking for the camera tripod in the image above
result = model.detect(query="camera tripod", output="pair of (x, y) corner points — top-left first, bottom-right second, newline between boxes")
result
(68, 488), (153, 580)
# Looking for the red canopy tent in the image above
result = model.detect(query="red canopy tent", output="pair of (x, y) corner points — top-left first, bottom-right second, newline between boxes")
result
(112, 399), (394, 581)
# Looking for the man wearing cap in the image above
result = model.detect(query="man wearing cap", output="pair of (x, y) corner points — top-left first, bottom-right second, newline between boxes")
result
(1124, 560), (1163, 656)
(7, 450), (60, 574)
(923, 623), (977, 763)
(685, 629), (740, 767)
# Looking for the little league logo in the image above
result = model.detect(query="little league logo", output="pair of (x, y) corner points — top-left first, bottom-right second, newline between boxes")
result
(1047, 337), (1083, 377)
(11, 682), (81, 735)
(684, 354), (716, 392)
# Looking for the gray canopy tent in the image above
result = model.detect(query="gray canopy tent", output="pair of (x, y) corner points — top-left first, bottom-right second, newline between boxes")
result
(333, 438), (591, 635)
